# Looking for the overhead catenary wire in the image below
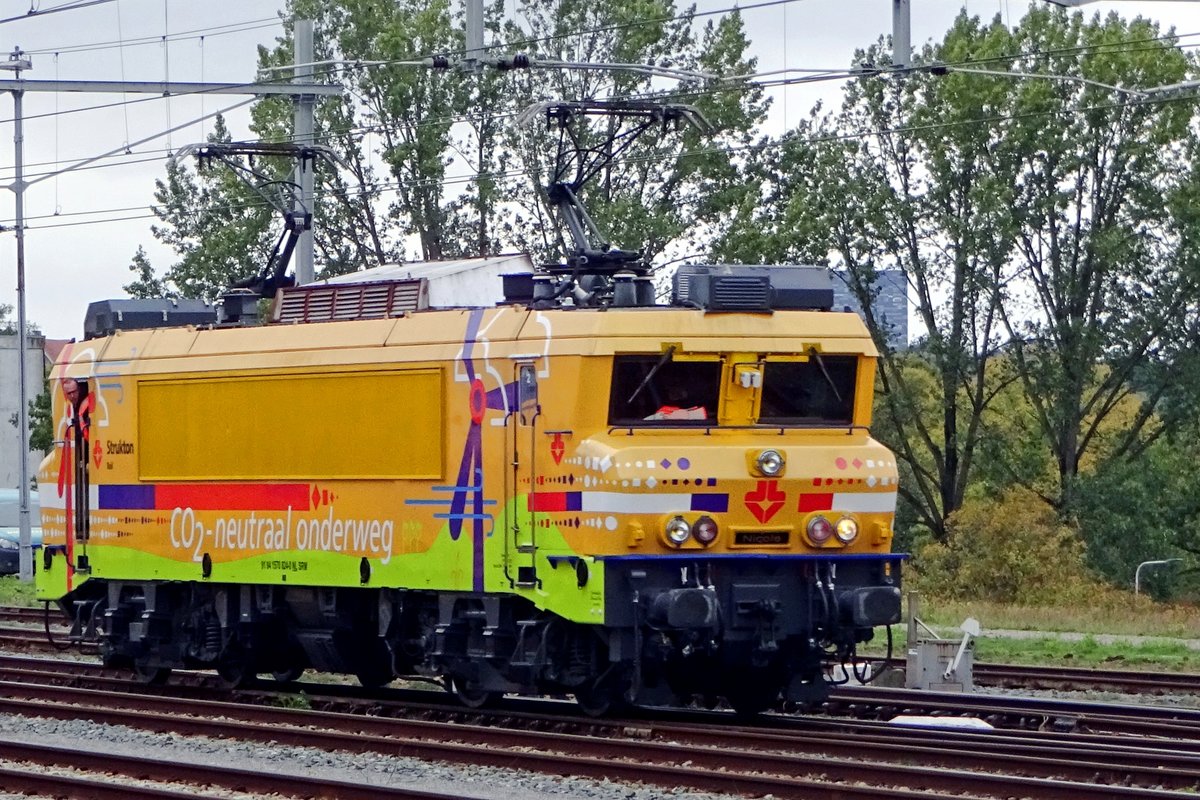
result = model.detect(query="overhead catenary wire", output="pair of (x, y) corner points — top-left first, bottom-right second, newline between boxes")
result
(0, 0), (119, 25)
(0, 33), (1192, 187)
(23, 17), (281, 56)
(1, 25), (1195, 188)
(7, 86), (1198, 235)
(2, 0), (1196, 230)
(0, 0), (1192, 130)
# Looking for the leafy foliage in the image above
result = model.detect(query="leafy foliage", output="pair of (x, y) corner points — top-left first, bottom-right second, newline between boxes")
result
(719, 8), (1200, 541)
(123, 246), (167, 299)
(0, 304), (41, 336)
(1072, 429), (1200, 598)
(148, 116), (282, 301)
(145, 1), (766, 299)
(913, 487), (1104, 604)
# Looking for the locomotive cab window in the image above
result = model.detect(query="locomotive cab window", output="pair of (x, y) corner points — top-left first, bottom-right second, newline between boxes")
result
(759, 355), (858, 425)
(609, 354), (721, 426)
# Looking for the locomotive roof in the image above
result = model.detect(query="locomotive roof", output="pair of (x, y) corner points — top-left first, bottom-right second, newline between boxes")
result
(57, 305), (877, 378)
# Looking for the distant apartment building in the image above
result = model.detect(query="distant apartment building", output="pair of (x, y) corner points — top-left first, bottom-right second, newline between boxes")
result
(0, 334), (46, 490)
(832, 269), (909, 350)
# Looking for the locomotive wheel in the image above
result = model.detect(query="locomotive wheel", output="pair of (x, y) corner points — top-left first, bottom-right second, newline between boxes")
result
(355, 663), (395, 689)
(216, 649), (256, 689)
(574, 677), (628, 717)
(271, 666), (305, 683)
(450, 679), (499, 709)
(726, 684), (779, 716)
(132, 660), (171, 686)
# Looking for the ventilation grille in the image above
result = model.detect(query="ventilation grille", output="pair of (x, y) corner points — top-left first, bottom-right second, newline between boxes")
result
(271, 279), (428, 324)
(710, 275), (770, 309)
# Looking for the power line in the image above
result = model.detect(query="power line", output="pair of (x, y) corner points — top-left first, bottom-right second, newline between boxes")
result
(1, 28), (1193, 188)
(23, 17), (281, 56)
(0, 1), (1189, 134)
(8, 87), (1198, 234)
(3, 2), (1197, 229)
(0, 0), (118, 25)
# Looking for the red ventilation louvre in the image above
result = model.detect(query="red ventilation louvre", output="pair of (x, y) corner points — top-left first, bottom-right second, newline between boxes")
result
(270, 279), (429, 324)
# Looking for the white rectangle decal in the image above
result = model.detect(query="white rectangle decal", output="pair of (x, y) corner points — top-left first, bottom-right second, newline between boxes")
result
(833, 492), (897, 514)
(581, 492), (695, 514)
(38, 486), (99, 511)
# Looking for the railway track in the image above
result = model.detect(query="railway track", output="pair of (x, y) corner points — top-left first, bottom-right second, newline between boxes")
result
(830, 683), (1200, 738)
(0, 739), (466, 800)
(5, 606), (1200, 797)
(2, 653), (1200, 798)
(0, 605), (49, 625)
(5, 603), (1199, 694)
(975, 662), (1200, 693)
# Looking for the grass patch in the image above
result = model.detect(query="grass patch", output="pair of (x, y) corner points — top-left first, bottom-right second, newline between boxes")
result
(973, 635), (1200, 671)
(0, 576), (36, 607)
(860, 627), (1200, 671)
(916, 596), (1200, 639)
(269, 692), (312, 710)
(857, 596), (1200, 671)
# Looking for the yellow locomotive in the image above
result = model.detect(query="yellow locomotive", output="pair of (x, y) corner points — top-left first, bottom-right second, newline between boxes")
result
(38, 101), (901, 713)
(37, 261), (901, 713)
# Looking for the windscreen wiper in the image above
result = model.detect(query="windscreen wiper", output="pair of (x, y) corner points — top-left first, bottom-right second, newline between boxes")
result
(628, 345), (677, 404)
(809, 347), (844, 404)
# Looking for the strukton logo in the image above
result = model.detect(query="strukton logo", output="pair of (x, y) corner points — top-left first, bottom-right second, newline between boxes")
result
(106, 439), (135, 455)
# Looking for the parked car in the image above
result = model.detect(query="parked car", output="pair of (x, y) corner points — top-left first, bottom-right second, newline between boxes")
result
(0, 489), (41, 575)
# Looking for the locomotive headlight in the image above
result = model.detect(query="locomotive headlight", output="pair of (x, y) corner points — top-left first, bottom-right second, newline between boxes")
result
(665, 516), (692, 546)
(693, 516), (719, 545)
(806, 515), (834, 545)
(756, 449), (785, 477)
(835, 517), (859, 544)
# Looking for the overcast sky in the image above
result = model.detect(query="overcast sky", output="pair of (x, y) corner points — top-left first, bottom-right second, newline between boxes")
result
(1, 0), (1199, 340)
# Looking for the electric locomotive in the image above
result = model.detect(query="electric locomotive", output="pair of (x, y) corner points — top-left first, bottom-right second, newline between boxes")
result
(36, 101), (902, 714)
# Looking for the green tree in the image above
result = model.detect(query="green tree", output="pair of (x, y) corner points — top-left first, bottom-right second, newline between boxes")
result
(719, 8), (1200, 537)
(150, 3), (767, 289)
(149, 115), (281, 301)
(0, 303), (40, 336)
(260, 0), (467, 262)
(7, 391), (51, 454)
(990, 9), (1200, 510)
(123, 245), (167, 299)
(25, 389), (52, 453)
(914, 486), (1102, 604)
(496, 1), (769, 269)
(1066, 408), (1200, 599)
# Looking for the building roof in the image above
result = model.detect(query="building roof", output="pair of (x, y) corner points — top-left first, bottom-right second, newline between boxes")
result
(43, 338), (71, 365)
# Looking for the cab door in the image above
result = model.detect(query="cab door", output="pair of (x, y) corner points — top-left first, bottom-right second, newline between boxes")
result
(62, 380), (92, 573)
(506, 361), (541, 589)
(72, 410), (90, 571)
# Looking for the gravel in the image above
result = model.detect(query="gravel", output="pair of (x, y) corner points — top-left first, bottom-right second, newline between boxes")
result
(0, 712), (749, 800)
